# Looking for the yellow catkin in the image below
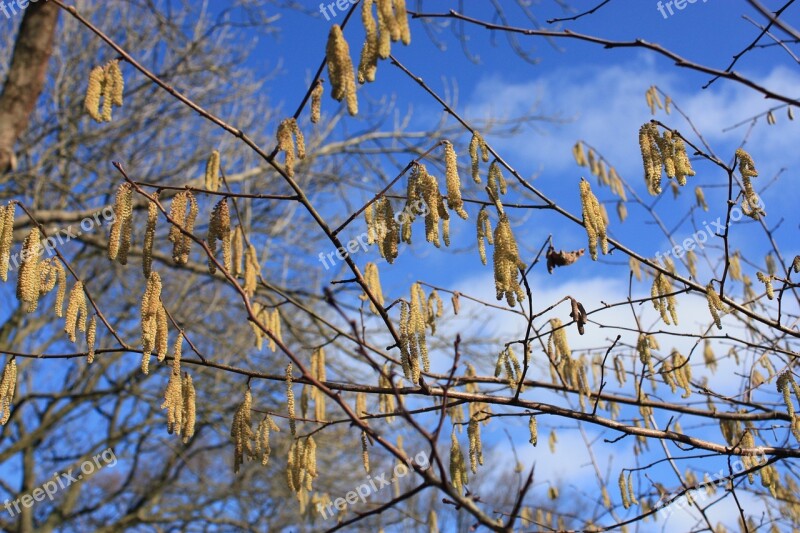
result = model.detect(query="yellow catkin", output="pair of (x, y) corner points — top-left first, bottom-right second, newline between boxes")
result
(548, 430), (557, 453)
(326, 25), (358, 116)
(412, 163), (448, 248)
(108, 183), (133, 264)
(105, 60), (124, 106)
(695, 186), (708, 211)
(208, 198), (231, 275)
(529, 415), (537, 446)
(361, 430), (370, 473)
(729, 252), (742, 281)
(360, 262), (385, 314)
(468, 415), (483, 473)
(276, 118), (305, 177)
(426, 289), (443, 334)
(181, 373), (196, 443)
(579, 178), (608, 260)
(64, 281), (87, 343)
(493, 215), (525, 306)
(0, 358), (17, 425)
(703, 340), (717, 373)
(287, 363), (296, 437)
(651, 271), (678, 326)
(256, 415), (279, 466)
(706, 282), (726, 330)
(17, 228), (42, 312)
(167, 191), (187, 260)
(310, 81), (324, 123)
(442, 141), (468, 220)
(476, 206), (493, 265)
(84, 66), (104, 122)
(311, 347), (326, 421)
(155, 304), (168, 361)
(449, 431), (468, 494)
(161, 369), (183, 436)
(468, 131), (489, 183)
(0, 202), (14, 281)
(244, 244), (259, 297)
(142, 193), (158, 278)
(231, 388), (254, 473)
(140, 272), (162, 373)
(205, 150), (220, 192)
(573, 142), (587, 166)
(358, 0), (379, 84)
(488, 161), (507, 197)
(86, 60), (124, 123)
(232, 224), (244, 277)
(86, 315), (97, 364)
(375, 196), (399, 261)
(378, 363), (395, 422)
(757, 271), (774, 300)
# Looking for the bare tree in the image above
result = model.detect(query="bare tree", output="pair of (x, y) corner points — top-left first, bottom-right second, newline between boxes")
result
(1, 1), (799, 532)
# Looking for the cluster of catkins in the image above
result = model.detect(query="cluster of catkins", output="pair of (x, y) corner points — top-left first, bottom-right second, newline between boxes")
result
(300, 347), (327, 422)
(659, 350), (692, 398)
(398, 283), (436, 384)
(230, 389), (280, 473)
(160, 337), (196, 443)
(250, 302), (282, 352)
(84, 59), (124, 122)
(651, 269), (678, 326)
(276, 118), (306, 177)
(777, 371), (800, 443)
(735, 148), (765, 219)
(638, 121), (695, 195)
(578, 178), (609, 261)
(358, 0), (410, 82)
(572, 141), (627, 207)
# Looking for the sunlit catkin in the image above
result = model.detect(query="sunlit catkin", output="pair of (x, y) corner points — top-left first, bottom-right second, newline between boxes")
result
(493, 215), (525, 306)
(63, 281), (88, 343)
(178, 373), (195, 443)
(142, 193), (158, 278)
(84, 66), (104, 122)
(476, 206), (493, 265)
(108, 183), (133, 264)
(168, 190), (198, 265)
(651, 271), (678, 326)
(0, 202), (14, 281)
(232, 224), (244, 277)
(469, 131), (489, 183)
(579, 178), (608, 260)
(85, 60), (124, 123)
(528, 415), (538, 446)
(231, 388), (255, 473)
(757, 271), (775, 300)
(244, 244), (259, 297)
(487, 161), (507, 198)
(286, 363), (296, 437)
(310, 81), (324, 123)
(468, 415), (483, 473)
(449, 431), (468, 494)
(255, 415), (279, 466)
(358, 0), (379, 84)
(326, 25), (358, 116)
(442, 141), (468, 220)
(276, 118), (305, 178)
(205, 150), (220, 192)
(706, 282), (726, 330)
(17, 228), (42, 312)
(0, 358), (16, 425)
(360, 262), (385, 314)
(207, 198), (232, 275)
(140, 272), (162, 373)
(87, 315), (97, 364)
